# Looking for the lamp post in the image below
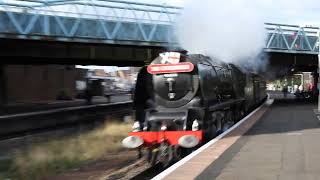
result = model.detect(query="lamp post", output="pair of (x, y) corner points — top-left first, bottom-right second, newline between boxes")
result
(313, 30), (320, 119)
(318, 30), (320, 112)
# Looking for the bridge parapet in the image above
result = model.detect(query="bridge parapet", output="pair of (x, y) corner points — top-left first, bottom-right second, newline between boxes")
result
(265, 23), (319, 54)
(0, 0), (180, 46)
(0, 1), (319, 55)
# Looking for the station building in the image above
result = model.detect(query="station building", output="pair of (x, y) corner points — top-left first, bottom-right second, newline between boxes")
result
(0, 65), (86, 105)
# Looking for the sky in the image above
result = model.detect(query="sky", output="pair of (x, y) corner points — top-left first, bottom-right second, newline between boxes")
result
(79, 0), (320, 71)
(250, 0), (320, 26)
(134, 0), (320, 26)
(7, 0), (320, 26)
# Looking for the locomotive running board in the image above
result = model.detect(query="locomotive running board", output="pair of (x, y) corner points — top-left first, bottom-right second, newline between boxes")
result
(153, 98), (273, 180)
(208, 98), (245, 111)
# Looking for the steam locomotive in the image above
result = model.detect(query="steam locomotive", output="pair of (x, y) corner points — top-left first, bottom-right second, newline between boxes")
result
(122, 52), (266, 166)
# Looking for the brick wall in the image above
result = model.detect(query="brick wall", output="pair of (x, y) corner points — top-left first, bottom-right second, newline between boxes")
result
(4, 65), (78, 104)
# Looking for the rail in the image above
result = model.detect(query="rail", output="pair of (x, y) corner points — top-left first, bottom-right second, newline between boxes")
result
(0, 101), (133, 138)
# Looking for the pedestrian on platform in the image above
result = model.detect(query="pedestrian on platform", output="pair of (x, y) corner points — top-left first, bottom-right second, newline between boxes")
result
(85, 87), (93, 105)
(282, 86), (288, 98)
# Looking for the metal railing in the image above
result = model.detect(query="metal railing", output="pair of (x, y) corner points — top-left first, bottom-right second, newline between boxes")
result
(265, 23), (320, 54)
(0, 0), (181, 45)
(0, 1), (320, 54)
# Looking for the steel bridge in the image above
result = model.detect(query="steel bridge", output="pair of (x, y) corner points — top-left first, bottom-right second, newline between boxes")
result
(265, 23), (319, 55)
(0, 0), (319, 54)
(0, 0), (179, 47)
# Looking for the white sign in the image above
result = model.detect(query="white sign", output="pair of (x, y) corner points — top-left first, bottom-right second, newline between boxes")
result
(160, 52), (181, 64)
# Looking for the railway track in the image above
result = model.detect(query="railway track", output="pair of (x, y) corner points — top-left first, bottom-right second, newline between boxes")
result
(0, 101), (132, 141)
(103, 100), (268, 180)
(1, 99), (265, 179)
(131, 164), (166, 180)
(103, 155), (165, 180)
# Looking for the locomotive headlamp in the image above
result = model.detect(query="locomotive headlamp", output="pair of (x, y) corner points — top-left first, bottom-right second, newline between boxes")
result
(183, 124), (187, 130)
(160, 124), (168, 131)
(192, 119), (199, 131)
(143, 126), (148, 131)
(178, 135), (199, 148)
(132, 121), (141, 132)
(122, 136), (144, 149)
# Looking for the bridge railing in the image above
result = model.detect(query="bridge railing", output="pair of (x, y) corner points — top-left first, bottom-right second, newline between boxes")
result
(0, 0), (181, 46)
(0, 1), (320, 54)
(265, 23), (320, 54)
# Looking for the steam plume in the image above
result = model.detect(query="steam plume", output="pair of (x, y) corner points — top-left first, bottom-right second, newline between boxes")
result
(175, 0), (267, 72)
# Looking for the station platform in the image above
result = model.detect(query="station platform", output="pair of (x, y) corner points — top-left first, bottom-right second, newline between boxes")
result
(156, 97), (320, 180)
(0, 95), (131, 115)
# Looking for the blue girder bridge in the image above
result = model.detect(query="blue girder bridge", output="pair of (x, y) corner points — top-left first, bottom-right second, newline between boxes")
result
(0, 0), (319, 65)
(265, 23), (319, 55)
(0, 0), (179, 47)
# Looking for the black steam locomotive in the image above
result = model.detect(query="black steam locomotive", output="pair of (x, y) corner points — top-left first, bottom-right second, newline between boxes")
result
(122, 52), (266, 166)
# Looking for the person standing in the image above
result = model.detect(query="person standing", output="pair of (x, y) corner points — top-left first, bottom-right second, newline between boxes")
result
(282, 86), (288, 98)
(85, 87), (92, 105)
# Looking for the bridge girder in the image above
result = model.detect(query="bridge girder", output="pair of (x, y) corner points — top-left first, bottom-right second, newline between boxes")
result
(0, 1), (319, 65)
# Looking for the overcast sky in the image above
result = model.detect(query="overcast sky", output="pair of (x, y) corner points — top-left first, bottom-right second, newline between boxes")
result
(133, 0), (320, 26)
(80, 0), (320, 71)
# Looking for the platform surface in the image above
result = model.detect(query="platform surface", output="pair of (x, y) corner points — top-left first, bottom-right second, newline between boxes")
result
(197, 99), (319, 180)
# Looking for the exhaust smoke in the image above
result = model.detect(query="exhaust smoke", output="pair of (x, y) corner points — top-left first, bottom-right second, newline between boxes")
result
(175, 0), (267, 72)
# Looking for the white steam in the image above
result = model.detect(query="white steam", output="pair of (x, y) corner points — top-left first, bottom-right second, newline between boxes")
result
(175, 0), (267, 72)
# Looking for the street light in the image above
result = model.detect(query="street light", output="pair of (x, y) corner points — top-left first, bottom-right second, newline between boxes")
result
(318, 31), (320, 112)
(311, 29), (320, 120)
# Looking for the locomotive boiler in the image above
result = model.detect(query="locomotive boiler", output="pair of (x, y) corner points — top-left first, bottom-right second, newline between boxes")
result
(122, 52), (266, 166)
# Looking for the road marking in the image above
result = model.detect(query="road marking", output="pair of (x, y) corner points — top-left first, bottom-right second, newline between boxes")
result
(152, 98), (274, 180)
